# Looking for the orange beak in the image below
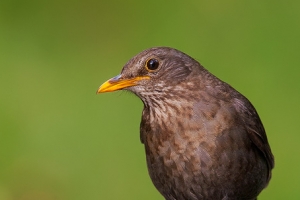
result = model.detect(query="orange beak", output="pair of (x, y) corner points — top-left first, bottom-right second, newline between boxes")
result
(97, 74), (150, 93)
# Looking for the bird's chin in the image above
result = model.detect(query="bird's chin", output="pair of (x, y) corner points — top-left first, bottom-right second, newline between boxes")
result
(124, 85), (143, 95)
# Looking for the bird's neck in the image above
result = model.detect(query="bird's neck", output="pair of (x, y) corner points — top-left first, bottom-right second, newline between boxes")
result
(140, 92), (192, 145)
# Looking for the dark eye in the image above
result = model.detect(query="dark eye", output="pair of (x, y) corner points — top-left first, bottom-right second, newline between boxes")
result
(146, 58), (159, 71)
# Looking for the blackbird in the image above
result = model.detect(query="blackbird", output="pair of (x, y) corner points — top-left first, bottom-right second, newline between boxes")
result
(97, 47), (274, 200)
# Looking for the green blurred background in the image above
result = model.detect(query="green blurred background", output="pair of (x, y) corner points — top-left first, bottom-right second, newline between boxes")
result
(0, 0), (299, 199)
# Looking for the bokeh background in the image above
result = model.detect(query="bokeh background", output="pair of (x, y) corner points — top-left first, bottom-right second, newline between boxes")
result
(1, 1), (299, 199)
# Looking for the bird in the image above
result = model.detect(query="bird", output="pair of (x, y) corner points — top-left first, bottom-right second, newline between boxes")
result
(97, 47), (274, 200)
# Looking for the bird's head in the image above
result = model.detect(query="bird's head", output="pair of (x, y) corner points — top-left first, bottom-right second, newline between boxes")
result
(97, 47), (204, 102)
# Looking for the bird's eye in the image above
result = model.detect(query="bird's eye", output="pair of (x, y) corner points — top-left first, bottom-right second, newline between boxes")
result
(146, 58), (159, 71)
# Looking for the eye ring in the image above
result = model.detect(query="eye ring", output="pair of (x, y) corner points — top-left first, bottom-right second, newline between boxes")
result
(145, 58), (160, 71)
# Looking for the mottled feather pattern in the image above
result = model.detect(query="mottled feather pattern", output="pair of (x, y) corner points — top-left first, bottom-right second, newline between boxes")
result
(102, 47), (274, 200)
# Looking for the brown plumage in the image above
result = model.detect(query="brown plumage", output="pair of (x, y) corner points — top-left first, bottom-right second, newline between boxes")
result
(97, 47), (274, 200)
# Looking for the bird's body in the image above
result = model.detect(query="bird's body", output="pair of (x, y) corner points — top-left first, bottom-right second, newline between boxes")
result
(97, 47), (274, 200)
